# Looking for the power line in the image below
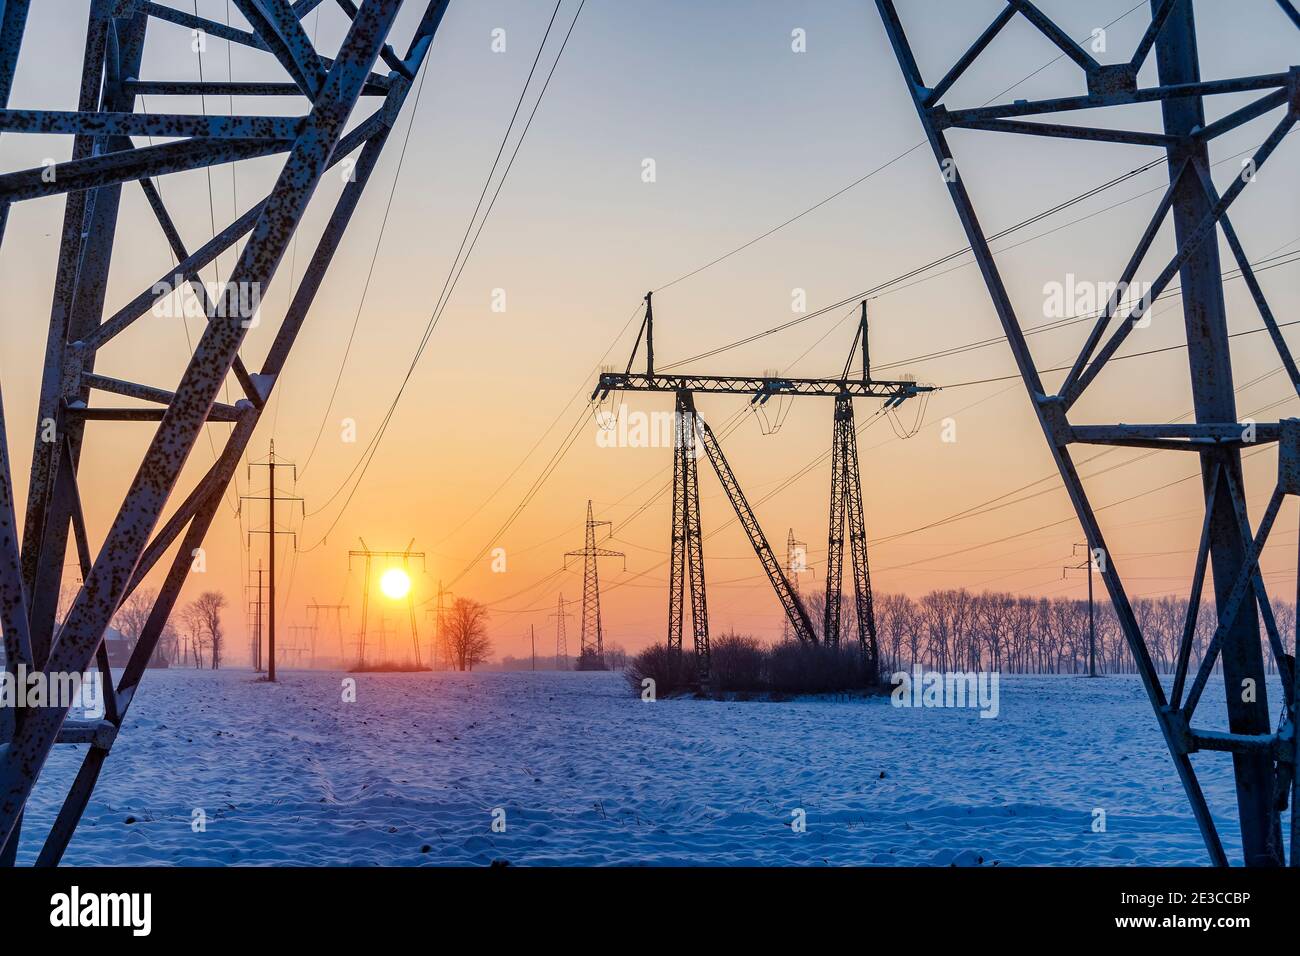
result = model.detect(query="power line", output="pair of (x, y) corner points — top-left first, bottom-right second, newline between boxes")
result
(300, 0), (586, 547)
(298, 53), (434, 478)
(412, 2), (1155, 595)
(647, 0), (1149, 295)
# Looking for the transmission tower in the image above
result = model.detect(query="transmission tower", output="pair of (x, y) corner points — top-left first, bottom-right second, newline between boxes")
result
(824, 303), (879, 669)
(875, 0), (1300, 865)
(564, 502), (625, 670)
(0, 1), (453, 867)
(781, 529), (809, 642)
(594, 292), (930, 681)
(426, 581), (454, 670)
(549, 593), (573, 669)
(285, 624), (314, 669)
(348, 539), (425, 668)
(307, 602), (349, 666)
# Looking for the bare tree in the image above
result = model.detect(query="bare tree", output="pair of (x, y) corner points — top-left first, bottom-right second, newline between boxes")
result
(445, 598), (492, 671)
(179, 602), (204, 668)
(186, 592), (227, 669)
(112, 587), (157, 658)
(786, 587), (1295, 677)
(158, 619), (181, 667)
(877, 593), (916, 672)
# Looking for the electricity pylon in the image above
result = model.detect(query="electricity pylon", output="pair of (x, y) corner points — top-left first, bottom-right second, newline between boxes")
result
(549, 593), (573, 669)
(348, 539), (425, 668)
(781, 529), (809, 642)
(825, 301), (879, 668)
(0, 0), (453, 867)
(564, 502), (625, 670)
(426, 581), (454, 670)
(594, 293), (929, 681)
(307, 602), (349, 666)
(875, 0), (1299, 865)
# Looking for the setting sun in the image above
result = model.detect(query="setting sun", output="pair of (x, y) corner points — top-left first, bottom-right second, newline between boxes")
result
(379, 568), (411, 601)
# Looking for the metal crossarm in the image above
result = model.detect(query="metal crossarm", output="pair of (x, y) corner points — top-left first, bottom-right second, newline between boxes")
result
(595, 372), (928, 403)
(875, 0), (1299, 866)
(0, 0), (453, 866)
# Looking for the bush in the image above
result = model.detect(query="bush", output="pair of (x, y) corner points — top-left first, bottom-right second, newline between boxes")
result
(625, 636), (884, 697)
(709, 632), (766, 692)
(624, 644), (695, 697)
(348, 659), (431, 673)
(767, 640), (877, 695)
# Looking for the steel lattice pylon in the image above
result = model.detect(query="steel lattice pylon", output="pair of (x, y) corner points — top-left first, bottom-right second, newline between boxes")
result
(668, 390), (712, 679)
(876, 0), (1300, 865)
(565, 500), (623, 670)
(549, 593), (571, 670)
(597, 293), (928, 682)
(825, 394), (878, 669)
(0, 0), (452, 866)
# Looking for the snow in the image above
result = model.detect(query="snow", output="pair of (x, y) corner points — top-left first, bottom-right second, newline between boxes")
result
(15, 668), (1278, 865)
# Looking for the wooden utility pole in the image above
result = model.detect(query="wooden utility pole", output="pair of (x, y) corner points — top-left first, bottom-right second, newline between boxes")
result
(1063, 544), (1097, 678)
(246, 562), (266, 671)
(242, 442), (302, 682)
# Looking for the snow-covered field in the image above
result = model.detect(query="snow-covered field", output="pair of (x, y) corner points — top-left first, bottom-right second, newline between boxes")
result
(15, 668), (1276, 866)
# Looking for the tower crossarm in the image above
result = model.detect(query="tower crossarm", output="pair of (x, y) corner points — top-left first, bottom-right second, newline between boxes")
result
(593, 372), (932, 404)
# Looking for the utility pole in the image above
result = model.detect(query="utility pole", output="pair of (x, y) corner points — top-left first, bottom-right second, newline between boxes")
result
(1063, 544), (1097, 678)
(242, 442), (302, 683)
(549, 594), (573, 670)
(530, 624), (536, 671)
(246, 562), (266, 671)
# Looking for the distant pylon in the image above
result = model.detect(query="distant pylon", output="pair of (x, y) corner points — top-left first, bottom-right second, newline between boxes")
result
(782, 529), (808, 642)
(549, 594), (573, 670)
(564, 501), (625, 670)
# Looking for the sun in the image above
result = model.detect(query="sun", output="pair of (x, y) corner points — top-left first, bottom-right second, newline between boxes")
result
(379, 567), (411, 600)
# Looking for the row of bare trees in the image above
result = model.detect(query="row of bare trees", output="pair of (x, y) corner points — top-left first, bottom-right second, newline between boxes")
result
(807, 589), (1297, 676)
(107, 588), (227, 669)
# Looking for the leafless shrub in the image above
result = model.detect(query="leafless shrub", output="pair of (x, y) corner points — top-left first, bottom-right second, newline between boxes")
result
(709, 632), (766, 692)
(624, 644), (695, 696)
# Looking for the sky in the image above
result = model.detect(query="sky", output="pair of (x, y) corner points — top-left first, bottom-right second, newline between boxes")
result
(1, 0), (1298, 665)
